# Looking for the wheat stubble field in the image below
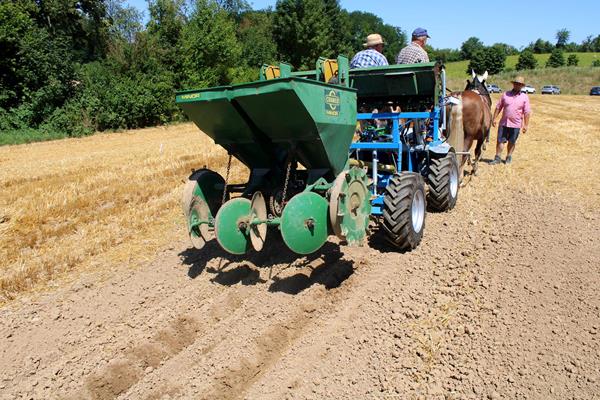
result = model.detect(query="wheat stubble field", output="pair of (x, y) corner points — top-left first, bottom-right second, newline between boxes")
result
(1, 95), (599, 399)
(0, 125), (248, 302)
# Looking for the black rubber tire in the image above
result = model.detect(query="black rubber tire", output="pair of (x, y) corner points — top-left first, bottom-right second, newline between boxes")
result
(382, 172), (426, 251)
(427, 152), (459, 212)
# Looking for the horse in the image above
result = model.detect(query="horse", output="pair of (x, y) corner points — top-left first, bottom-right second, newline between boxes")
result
(445, 70), (492, 178)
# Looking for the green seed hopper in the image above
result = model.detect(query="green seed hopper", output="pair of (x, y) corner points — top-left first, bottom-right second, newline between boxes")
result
(177, 56), (371, 255)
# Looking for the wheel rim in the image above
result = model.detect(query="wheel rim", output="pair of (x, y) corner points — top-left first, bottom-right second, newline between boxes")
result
(411, 189), (425, 233)
(449, 160), (459, 199)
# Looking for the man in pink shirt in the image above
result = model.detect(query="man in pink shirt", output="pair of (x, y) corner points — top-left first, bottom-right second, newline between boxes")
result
(490, 76), (532, 164)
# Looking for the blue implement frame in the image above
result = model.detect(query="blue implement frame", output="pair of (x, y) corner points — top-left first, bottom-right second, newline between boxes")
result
(350, 107), (447, 216)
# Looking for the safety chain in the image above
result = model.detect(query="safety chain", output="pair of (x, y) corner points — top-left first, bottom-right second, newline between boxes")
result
(222, 154), (232, 205)
(281, 160), (292, 203)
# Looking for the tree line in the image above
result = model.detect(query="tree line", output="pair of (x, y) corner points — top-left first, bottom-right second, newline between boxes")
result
(461, 30), (600, 75)
(1, 0), (407, 142)
(1, 0), (599, 143)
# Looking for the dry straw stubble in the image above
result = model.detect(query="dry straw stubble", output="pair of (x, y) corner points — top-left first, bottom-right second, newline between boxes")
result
(0, 124), (247, 302)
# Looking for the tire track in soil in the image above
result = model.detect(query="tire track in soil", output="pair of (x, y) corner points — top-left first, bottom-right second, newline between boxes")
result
(128, 256), (362, 400)
(83, 315), (200, 400)
(72, 284), (252, 400)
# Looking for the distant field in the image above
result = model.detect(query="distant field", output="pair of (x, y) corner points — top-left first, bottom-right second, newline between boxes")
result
(445, 53), (600, 94)
(445, 52), (600, 79)
(447, 66), (600, 95)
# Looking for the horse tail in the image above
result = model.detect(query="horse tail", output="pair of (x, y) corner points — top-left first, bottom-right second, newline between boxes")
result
(446, 94), (464, 154)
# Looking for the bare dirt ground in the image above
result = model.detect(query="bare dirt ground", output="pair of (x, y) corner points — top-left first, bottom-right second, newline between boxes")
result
(1, 96), (599, 399)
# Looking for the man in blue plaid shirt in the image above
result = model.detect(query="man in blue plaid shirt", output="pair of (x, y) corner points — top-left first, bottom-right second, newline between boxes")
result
(350, 34), (389, 69)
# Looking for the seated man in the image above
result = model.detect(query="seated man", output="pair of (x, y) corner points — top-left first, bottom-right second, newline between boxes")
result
(350, 34), (389, 69)
(396, 28), (430, 64)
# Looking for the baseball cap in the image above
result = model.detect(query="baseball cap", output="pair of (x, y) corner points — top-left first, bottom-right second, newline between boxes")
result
(412, 28), (430, 38)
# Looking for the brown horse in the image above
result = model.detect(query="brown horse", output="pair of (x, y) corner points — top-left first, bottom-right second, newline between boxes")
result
(445, 71), (492, 177)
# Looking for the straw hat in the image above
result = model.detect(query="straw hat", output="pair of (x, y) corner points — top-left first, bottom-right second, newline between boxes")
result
(363, 34), (385, 47)
(512, 76), (526, 85)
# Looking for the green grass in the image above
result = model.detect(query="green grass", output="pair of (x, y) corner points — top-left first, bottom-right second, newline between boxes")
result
(0, 128), (74, 146)
(445, 52), (600, 94)
(445, 52), (600, 79)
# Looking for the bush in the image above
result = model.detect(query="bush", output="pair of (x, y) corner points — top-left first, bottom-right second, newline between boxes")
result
(592, 59), (600, 67)
(567, 54), (579, 66)
(546, 48), (565, 68)
(516, 50), (537, 70)
(40, 101), (93, 137)
(76, 62), (179, 131)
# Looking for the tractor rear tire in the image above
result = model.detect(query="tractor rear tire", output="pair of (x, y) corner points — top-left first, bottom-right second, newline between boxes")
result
(427, 152), (459, 212)
(382, 172), (426, 251)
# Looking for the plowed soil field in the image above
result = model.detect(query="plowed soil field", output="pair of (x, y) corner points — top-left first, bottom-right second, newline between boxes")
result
(1, 96), (599, 400)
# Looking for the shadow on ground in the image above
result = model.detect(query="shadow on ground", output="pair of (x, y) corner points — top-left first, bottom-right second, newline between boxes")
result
(178, 238), (353, 295)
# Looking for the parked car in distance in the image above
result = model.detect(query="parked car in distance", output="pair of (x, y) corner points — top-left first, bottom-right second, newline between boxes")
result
(486, 84), (502, 93)
(590, 86), (600, 96)
(541, 85), (561, 95)
(521, 85), (536, 94)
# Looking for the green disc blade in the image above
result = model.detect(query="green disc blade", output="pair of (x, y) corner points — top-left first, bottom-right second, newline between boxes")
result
(329, 167), (371, 245)
(342, 167), (371, 245)
(281, 192), (329, 255)
(214, 198), (251, 255)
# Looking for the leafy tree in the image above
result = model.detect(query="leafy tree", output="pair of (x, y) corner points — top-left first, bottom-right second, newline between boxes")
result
(146, 0), (188, 85)
(564, 42), (580, 52)
(515, 50), (537, 70)
(0, 0), (37, 109)
(593, 35), (600, 52)
(324, 0), (352, 56)
(428, 47), (461, 63)
(238, 11), (277, 67)
(546, 48), (565, 68)
(555, 28), (570, 48)
(492, 42), (519, 56)
(107, 0), (143, 43)
(460, 37), (484, 60)
(181, 0), (242, 86)
(147, 0), (186, 54)
(0, 1), (76, 124)
(273, 0), (332, 69)
(467, 46), (506, 75)
(528, 38), (554, 54)
(34, 0), (111, 62)
(581, 35), (594, 52)
(346, 11), (405, 63)
(217, 0), (250, 16)
(567, 54), (579, 66)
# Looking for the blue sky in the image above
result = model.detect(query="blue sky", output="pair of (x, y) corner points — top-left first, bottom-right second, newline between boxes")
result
(124, 0), (599, 49)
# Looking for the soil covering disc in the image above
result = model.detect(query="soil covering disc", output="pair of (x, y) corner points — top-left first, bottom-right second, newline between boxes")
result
(250, 192), (268, 252)
(329, 167), (371, 245)
(215, 198), (251, 255)
(188, 198), (210, 249)
(281, 192), (329, 255)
